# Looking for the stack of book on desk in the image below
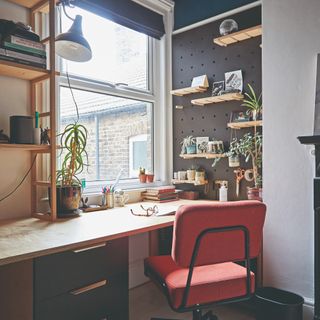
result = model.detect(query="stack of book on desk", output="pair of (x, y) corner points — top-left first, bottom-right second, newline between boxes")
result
(142, 186), (179, 203)
(0, 21), (46, 69)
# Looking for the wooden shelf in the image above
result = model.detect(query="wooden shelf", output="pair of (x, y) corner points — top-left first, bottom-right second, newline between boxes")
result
(180, 153), (227, 159)
(171, 86), (208, 96)
(191, 92), (244, 106)
(0, 143), (51, 152)
(172, 179), (208, 186)
(8, 0), (52, 12)
(214, 25), (262, 47)
(0, 60), (49, 81)
(227, 120), (263, 129)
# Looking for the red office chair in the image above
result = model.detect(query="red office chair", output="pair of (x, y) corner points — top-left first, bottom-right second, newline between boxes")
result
(144, 201), (266, 320)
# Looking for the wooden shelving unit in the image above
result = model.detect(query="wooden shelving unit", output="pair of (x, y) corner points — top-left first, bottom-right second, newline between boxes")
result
(180, 153), (226, 159)
(227, 120), (263, 129)
(214, 25), (262, 47)
(172, 179), (208, 186)
(3, 0), (58, 221)
(191, 92), (244, 106)
(171, 85), (208, 96)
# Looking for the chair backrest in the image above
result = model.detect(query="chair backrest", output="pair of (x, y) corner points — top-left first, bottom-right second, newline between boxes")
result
(171, 201), (266, 268)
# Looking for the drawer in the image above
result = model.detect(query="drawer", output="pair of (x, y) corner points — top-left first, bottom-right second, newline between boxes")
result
(35, 237), (128, 301)
(35, 272), (128, 320)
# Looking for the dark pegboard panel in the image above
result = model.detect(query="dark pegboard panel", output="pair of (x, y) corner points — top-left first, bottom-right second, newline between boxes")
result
(172, 7), (262, 201)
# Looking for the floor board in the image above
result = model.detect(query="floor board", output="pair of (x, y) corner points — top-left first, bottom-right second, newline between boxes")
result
(129, 282), (256, 320)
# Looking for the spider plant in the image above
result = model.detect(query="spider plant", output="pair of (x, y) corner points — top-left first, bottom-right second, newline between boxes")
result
(241, 84), (262, 121)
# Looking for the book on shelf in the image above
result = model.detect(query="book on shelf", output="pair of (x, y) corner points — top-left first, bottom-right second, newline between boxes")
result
(0, 54), (46, 69)
(145, 186), (176, 195)
(3, 41), (46, 57)
(5, 35), (45, 51)
(142, 191), (178, 199)
(142, 197), (179, 203)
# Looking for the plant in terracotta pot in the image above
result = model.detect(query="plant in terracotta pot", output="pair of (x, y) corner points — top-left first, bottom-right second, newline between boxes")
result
(230, 132), (262, 200)
(54, 122), (88, 216)
(139, 167), (146, 183)
(242, 83), (262, 121)
(146, 172), (154, 183)
(180, 135), (196, 154)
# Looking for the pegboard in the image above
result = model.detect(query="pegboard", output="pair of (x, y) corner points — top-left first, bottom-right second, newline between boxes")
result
(172, 7), (262, 201)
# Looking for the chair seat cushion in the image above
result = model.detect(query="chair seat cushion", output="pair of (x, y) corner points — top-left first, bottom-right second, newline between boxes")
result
(144, 255), (255, 309)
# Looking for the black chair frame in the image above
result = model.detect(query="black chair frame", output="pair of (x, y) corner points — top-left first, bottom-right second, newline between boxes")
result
(145, 225), (253, 320)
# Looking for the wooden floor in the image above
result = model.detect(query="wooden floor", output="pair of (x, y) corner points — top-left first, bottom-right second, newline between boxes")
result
(129, 282), (256, 320)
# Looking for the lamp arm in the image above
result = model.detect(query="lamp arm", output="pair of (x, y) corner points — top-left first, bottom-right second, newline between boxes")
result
(57, 0), (75, 21)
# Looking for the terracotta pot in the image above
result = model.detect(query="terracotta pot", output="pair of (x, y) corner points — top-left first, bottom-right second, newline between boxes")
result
(247, 187), (263, 201)
(146, 174), (154, 183)
(139, 174), (147, 183)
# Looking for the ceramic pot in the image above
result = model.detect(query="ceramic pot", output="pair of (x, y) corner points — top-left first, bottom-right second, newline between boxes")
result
(139, 174), (147, 183)
(146, 174), (154, 183)
(187, 169), (196, 181)
(228, 155), (240, 167)
(186, 145), (196, 154)
(177, 171), (187, 180)
(247, 187), (263, 201)
(49, 186), (81, 215)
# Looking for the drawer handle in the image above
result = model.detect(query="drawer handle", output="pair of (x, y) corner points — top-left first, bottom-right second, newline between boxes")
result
(73, 242), (107, 253)
(70, 280), (107, 295)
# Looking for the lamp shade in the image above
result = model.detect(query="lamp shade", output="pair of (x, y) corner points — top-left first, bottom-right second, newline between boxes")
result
(55, 15), (92, 62)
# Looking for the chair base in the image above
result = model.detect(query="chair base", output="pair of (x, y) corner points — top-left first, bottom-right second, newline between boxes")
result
(151, 309), (218, 320)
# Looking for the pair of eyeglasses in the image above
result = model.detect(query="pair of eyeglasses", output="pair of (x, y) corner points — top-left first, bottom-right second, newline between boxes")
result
(130, 205), (158, 217)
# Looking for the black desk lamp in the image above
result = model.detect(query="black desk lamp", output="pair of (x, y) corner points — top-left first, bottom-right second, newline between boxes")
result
(56, 0), (92, 62)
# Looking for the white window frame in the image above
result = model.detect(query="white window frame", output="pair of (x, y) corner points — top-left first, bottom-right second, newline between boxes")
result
(56, 1), (174, 193)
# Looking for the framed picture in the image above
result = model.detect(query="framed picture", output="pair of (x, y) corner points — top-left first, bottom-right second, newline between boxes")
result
(230, 110), (251, 123)
(212, 81), (224, 96)
(196, 137), (209, 153)
(225, 70), (243, 93)
(191, 75), (209, 88)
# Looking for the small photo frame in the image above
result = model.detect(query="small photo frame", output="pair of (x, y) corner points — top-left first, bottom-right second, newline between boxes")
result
(212, 81), (224, 96)
(230, 110), (251, 123)
(225, 70), (243, 93)
(196, 137), (209, 154)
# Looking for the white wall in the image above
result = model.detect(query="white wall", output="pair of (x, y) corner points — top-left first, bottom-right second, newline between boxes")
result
(263, 0), (320, 316)
(0, 1), (31, 219)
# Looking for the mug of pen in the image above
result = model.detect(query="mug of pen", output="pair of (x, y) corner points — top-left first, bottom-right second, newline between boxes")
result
(102, 186), (114, 209)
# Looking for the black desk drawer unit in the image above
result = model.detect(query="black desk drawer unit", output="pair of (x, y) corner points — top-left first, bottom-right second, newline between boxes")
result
(34, 237), (129, 320)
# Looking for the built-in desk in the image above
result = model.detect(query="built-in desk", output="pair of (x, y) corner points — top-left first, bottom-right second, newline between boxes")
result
(0, 199), (212, 320)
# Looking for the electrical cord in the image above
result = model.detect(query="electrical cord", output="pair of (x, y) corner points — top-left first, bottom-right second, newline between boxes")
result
(0, 154), (37, 203)
(65, 63), (80, 122)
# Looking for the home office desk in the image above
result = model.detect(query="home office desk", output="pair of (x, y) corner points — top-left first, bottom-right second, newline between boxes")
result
(0, 199), (212, 320)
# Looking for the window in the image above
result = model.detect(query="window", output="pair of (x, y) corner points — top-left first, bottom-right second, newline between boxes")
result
(59, 6), (158, 189)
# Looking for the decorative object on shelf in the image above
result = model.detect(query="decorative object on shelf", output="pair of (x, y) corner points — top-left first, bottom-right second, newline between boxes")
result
(55, 0), (92, 62)
(177, 170), (187, 180)
(241, 83), (262, 121)
(114, 190), (129, 207)
(181, 135), (196, 154)
(33, 111), (41, 145)
(219, 181), (228, 201)
(186, 165), (196, 181)
(225, 70), (243, 93)
(139, 167), (146, 183)
(146, 173), (154, 183)
(212, 81), (225, 96)
(191, 74), (209, 88)
(40, 127), (51, 144)
(196, 136), (209, 154)
(195, 168), (206, 185)
(219, 19), (238, 36)
(234, 168), (245, 198)
(0, 129), (9, 143)
(10, 115), (33, 144)
(54, 122), (88, 216)
(230, 110), (251, 123)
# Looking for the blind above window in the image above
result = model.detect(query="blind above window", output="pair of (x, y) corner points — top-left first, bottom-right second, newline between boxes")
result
(73, 0), (165, 39)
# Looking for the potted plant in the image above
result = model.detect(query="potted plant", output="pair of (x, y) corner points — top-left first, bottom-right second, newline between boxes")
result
(242, 83), (262, 121)
(180, 135), (196, 154)
(226, 139), (241, 167)
(195, 167), (206, 185)
(139, 167), (146, 183)
(146, 172), (154, 183)
(54, 122), (88, 215)
(230, 132), (262, 200)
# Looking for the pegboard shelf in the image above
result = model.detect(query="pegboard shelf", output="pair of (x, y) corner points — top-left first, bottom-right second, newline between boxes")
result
(180, 153), (227, 159)
(171, 86), (208, 96)
(213, 25), (262, 47)
(228, 120), (263, 129)
(172, 179), (208, 186)
(191, 92), (244, 106)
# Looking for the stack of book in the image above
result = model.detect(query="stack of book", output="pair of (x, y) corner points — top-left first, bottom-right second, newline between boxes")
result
(142, 186), (179, 203)
(0, 35), (47, 69)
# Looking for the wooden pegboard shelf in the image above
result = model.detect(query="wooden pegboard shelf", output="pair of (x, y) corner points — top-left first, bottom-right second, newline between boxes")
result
(172, 179), (208, 186)
(191, 92), (244, 106)
(171, 86), (208, 96)
(180, 153), (227, 159)
(0, 143), (51, 152)
(227, 120), (263, 129)
(213, 25), (262, 47)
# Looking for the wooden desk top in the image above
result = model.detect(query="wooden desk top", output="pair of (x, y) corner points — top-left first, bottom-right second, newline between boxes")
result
(0, 200), (212, 266)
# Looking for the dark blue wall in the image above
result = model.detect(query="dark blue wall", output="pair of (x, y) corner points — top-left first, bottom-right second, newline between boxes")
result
(174, 0), (258, 30)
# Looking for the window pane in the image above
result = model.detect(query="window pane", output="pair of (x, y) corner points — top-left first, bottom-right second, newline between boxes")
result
(61, 7), (148, 90)
(59, 87), (153, 181)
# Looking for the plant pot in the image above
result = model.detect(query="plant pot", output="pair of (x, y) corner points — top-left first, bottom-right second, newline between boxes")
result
(146, 174), (154, 183)
(186, 145), (196, 154)
(195, 170), (205, 184)
(228, 155), (240, 167)
(49, 186), (81, 216)
(247, 187), (263, 201)
(187, 169), (196, 181)
(139, 174), (147, 183)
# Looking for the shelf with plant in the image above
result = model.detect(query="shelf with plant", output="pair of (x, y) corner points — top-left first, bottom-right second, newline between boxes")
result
(180, 153), (227, 159)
